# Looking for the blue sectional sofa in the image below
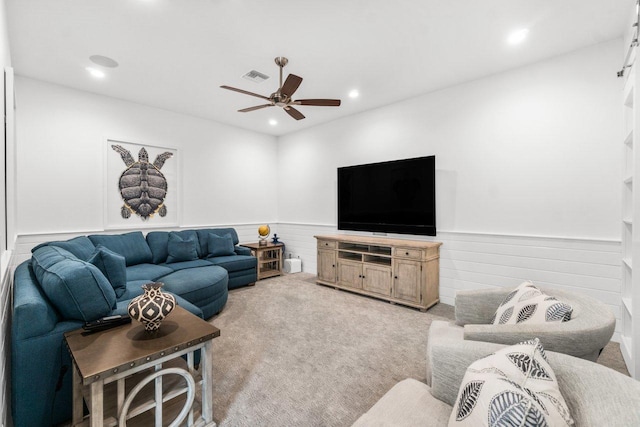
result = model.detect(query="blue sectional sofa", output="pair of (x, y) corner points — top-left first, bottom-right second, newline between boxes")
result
(12, 227), (256, 427)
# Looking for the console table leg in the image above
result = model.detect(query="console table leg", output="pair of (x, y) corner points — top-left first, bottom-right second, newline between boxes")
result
(202, 340), (216, 426)
(90, 380), (104, 427)
(72, 367), (83, 426)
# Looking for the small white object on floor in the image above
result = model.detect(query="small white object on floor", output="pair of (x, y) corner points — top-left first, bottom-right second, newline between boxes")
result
(283, 258), (302, 273)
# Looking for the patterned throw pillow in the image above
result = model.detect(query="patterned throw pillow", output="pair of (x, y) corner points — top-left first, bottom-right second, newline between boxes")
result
(449, 339), (574, 427)
(492, 281), (573, 325)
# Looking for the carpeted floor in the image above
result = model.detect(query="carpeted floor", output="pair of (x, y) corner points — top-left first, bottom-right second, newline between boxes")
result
(208, 273), (629, 426)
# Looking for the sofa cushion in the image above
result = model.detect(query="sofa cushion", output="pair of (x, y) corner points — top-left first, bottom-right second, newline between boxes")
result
(492, 281), (573, 325)
(449, 339), (573, 426)
(161, 259), (213, 272)
(146, 230), (201, 264)
(161, 266), (228, 305)
(207, 233), (235, 257)
(167, 232), (199, 263)
(352, 379), (452, 427)
(206, 254), (257, 273)
(126, 263), (174, 281)
(196, 228), (239, 257)
(117, 280), (150, 301)
(88, 245), (127, 298)
(88, 232), (153, 266)
(32, 236), (97, 261)
(31, 246), (116, 321)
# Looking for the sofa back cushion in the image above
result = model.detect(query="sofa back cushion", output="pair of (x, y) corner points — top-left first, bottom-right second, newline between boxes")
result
(89, 232), (152, 266)
(31, 246), (116, 322)
(88, 245), (127, 298)
(146, 230), (201, 263)
(31, 236), (96, 261)
(196, 228), (239, 256)
(207, 233), (236, 257)
(167, 232), (199, 263)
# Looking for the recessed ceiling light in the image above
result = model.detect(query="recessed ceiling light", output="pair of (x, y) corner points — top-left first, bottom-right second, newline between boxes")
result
(89, 55), (119, 68)
(85, 67), (105, 79)
(348, 89), (359, 98)
(507, 28), (529, 45)
(269, 119), (278, 126)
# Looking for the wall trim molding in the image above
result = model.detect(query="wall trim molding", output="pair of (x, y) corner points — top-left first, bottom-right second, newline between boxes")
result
(276, 222), (622, 342)
(276, 222), (621, 245)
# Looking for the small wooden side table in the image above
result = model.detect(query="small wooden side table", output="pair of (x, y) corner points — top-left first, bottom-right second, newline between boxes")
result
(241, 242), (283, 280)
(64, 306), (220, 427)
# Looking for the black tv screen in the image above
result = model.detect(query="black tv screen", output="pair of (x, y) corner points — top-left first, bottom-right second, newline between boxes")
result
(338, 156), (436, 236)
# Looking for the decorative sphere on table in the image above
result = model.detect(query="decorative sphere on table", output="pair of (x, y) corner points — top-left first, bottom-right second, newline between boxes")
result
(258, 224), (271, 246)
(127, 282), (176, 333)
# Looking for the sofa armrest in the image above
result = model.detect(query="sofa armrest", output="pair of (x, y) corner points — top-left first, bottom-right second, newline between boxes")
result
(13, 261), (59, 339)
(463, 318), (614, 361)
(428, 323), (505, 406)
(234, 246), (252, 256)
(454, 287), (509, 325)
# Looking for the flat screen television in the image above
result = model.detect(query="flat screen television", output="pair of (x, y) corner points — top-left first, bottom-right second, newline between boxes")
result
(337, 156), (436, 236)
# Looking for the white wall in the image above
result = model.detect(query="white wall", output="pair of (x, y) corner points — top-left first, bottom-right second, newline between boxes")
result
(15, 77), (278, 235)
(278, 40), (622, 240)
(276, 40), (624, 340)
(0, 1), (11, 425)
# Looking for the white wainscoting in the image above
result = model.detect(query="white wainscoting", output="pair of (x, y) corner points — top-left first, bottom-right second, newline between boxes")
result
(12, 223), (272, 266)
(276, 223), (622, 342)
(0, 250), (12, 427)
(12, 223), (622, 342)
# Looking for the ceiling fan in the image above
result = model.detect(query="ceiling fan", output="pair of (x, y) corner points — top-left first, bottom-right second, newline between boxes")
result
(220, 57), (341, 121)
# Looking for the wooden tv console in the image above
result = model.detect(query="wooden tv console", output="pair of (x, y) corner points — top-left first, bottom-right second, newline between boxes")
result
(314, 235), (442, 311)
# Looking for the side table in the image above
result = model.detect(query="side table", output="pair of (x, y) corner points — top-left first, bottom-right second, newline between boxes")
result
(241, 242), (283, 280)
(64, 306), (220, 427)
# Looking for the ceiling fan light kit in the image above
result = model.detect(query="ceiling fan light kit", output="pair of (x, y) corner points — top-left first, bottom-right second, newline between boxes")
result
(221, 57), (341, 121)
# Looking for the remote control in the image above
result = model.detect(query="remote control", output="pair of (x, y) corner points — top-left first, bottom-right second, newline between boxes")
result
(83, 314), (131, 332)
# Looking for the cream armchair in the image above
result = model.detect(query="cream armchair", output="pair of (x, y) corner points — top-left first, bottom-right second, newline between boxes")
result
(453, 287), (615, 361)
(353, 321), (640, 427)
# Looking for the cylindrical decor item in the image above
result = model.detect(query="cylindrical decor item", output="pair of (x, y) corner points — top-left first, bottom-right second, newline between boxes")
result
(127, 282), (176, 332)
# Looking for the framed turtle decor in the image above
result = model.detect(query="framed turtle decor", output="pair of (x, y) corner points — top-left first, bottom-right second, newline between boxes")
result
(105, 139), (179, 229)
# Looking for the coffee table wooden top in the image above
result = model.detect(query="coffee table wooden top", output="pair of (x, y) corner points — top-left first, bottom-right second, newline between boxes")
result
(64, 306), (220, 385)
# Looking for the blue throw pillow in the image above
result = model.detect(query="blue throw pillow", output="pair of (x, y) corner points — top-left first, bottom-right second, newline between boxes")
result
(88, 245), (127, 299)
(207, 233), (235, 257)
(166, 232), (199, 263)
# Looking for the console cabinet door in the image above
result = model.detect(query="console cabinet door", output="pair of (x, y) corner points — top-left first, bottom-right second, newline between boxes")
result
(318, 249), (337, 283)
(338, 260), (363, 289)
(362, 264), (392, 296)
(393, 259), (422, 303)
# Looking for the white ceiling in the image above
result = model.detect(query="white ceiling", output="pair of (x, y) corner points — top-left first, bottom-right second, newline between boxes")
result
(6, 0), (632, 136)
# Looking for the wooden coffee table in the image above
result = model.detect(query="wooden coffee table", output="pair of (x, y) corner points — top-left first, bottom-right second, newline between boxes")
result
(64, 306), (220, 427)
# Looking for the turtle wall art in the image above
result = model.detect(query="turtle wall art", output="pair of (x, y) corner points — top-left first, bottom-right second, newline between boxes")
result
(111, 144), (173, 221)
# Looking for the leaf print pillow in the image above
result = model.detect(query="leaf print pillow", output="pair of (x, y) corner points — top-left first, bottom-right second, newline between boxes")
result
(448, 338), (574, 427)
(492, 281), (573, 325)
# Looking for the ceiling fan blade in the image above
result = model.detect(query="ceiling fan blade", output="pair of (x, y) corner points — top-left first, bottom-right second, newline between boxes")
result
(280, 74), (303, 97)
(284, 106), (305, 120)
(220, 85), (271, 101)
(238, 104), (274, 113)
(294, 99), (341, 106)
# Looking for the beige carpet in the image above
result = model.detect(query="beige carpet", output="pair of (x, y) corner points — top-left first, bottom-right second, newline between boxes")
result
(208, 273), (628, 426)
